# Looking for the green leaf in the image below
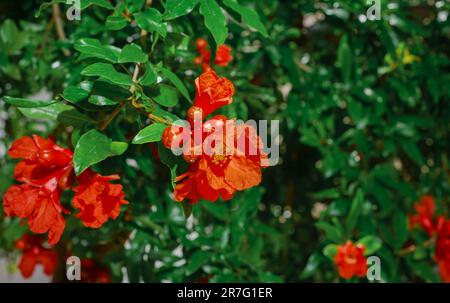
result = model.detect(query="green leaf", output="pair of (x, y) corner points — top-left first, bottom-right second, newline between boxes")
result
(74, 38), (119, 63)
(0, 19), (27, 53)
(125, 0), (145, 13)
(150, 84), (179, 107)
(346, 189), (364, 233)
(118, 44), (148, 63)
(186, 250), (212, 275)
(322, 244), (338, 260)
(18, 103), (73, 120)
(36, 0), (114, 17)
(299, 253), (323, 279)
(157, 142), (188, 189)
(3, 96), (55, 108)
(399, 138), (423, 165)
(80, 0), (114, 10)
(164, 0), (200, 20)
(81, 63), (133, 87)
(152, 105), (180, 122)
(73, 130), (123, 175)
(181, 202), (193, 218)
(202, 202), (229, 221)
(91, 79), (132, 102)
(313, 188), (340, 200)
(35, 0), (65, 18)
(106, 15), (128, 31)
(337, 35), (352, 83)
(110, 141), (128, 156)
(63, 83), (92, 103)
(159, 67), (191, 102)
(393, 211), (408, 249)
(222, 0), (268, 37)
(132, 123), (167, 144)
(315, 221), (342, 243)
(356, 236), (382, 255)
(140, 62), (157, 86)
(88, 95), (117, 106)
(57, 109), (95, 127)
(134, 9), (167, 38)
(199, 0), (228, 45)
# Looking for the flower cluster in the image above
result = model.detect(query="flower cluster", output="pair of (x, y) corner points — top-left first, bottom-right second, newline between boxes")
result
(3, 135), (127, 244)
(14, 234), (58, 278)
(194, 38), (233, 71)
(80, 258), (112, 283)
(334, 241), (367, 279)
(408, 195), (441, 236)
(162, 69), (267, 204)
(409, 195), (450, 282)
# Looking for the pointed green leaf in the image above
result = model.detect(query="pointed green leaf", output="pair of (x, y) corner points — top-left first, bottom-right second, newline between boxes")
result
(134, 9), (167, 38)
(346, 189), (364, 233)
(140, 62), (157, 86)
(73, 129), (121, 175)
(150, 84), (179, 107)
(356, 236), (382, 256)
(81, 63), (133, 87)
(118, 43), (148, 63)
(80, 0), (114, 10)
(57, 109), (95, 127)
(3, 96), (55, 108)
(337, 35), (352, 83)
(132, 123), (167, 144)
(18, 103), (73, 120)
(74, 38), (119, 63)
(164, 0), (200, 20)
(199, 0), (228, 45)
(110, 141), (128, 156)
(106, 15), (128, 31)
(159, 67), (191, 102)
(222, 0), (268, 37)
(63, 82), (92, 104)
(323, 244), (338, 260)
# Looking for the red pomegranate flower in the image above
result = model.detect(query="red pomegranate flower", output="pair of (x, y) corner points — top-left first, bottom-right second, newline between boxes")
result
(334, 241), (367, 279)
(408, 195), (438, 236)
(193, 70), (235, 117)
(72, 169), (128, 228)
(15, 234), (58, 278)
(215, 44), (232, 66)
(194, 38), (211, 71)
(194, 38), (233, 71)
(4, 184), (67, 245)
(9, 135), (74, 188)
(3, 135), (73, 244)
(435, 219), (450, 282)
(174, 118), (267, 203)
(438, 260), (450, 283)
(80, 258), (112, 283)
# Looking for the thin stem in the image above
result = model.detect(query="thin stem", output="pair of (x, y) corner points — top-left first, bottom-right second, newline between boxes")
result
(99, 102), (127, 131)
(52, 4), (70, 56)
(100, 64), (141, 131)
(149, 113), (172, 125)
(132, 102), (172, 125)
(130, 64), (140, 94)
(37, 19), (55, 55)
(396, 237), (435, 256)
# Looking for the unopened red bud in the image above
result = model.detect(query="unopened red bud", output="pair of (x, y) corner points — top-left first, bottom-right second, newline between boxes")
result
(162, 125), (188, 150)
(182, 141), (201, 163)
(196, 38), (208, 52)
(187, 106), (204, 123)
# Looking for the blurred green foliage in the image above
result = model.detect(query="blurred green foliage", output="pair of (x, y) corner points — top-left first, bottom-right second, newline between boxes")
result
(0, 0), (449, 282)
